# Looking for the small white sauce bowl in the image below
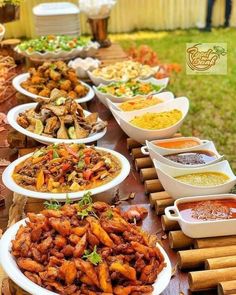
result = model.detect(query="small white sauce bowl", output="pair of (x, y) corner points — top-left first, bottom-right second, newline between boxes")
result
(165, 194), (236, 238)
(154, 159), (236, 199)
(142, 140), (224, 168)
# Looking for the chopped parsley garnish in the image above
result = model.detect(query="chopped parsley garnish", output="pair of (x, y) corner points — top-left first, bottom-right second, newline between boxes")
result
(83, 246), (102, 265)
(44, 199), (61, 210)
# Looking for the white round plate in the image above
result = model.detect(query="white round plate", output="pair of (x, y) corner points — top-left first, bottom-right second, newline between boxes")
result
(0, 220), (171, 295)
(7, 103), (107, 145)
(2, 147), (130, 201)
(12, 73), (95, 103)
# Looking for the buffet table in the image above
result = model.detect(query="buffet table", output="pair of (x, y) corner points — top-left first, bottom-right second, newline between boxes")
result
(0, 43), (222, 294)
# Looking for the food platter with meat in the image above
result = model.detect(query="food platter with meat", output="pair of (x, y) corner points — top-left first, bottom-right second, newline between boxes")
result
(0, 194), (171, 295)
(7, 89), (107, 145)
(12, 61), (95, 103)
(2, 144), (130, 200)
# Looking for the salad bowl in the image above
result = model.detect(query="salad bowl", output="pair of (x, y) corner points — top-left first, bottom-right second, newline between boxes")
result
(154, 160), (236, 199)
(141, 140), (224, 168)
(93, 77), (169, 107)
(108, 97), (189, 143)
(12, 73), (95, 103)
(15, 36), (100, 60)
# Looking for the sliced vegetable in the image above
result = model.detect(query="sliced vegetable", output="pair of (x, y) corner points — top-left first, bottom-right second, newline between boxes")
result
(36, 169), (45, 190)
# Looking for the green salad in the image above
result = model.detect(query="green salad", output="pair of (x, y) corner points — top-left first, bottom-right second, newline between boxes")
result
(18, 35), (88, 53)
(97, 80), (162, 97)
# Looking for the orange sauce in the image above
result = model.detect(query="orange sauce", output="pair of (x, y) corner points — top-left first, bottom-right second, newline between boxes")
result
(155, 139), (200, 149)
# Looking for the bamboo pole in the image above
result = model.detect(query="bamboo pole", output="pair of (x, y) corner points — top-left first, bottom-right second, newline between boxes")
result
(178, 245), (236, 269)
(149, 191), (170, 207)
(194, 236), (236, 249)
(155, 198), (174, 215)
(218, 280), (236, 295)
(169, 230), (193, 249)
(161, 215), (180, 231)
(205, 256), (236, 270)
(144, 179), (163, 194)
(127, 138), (142, 150)
(140, 167), (157, 182)
(131, 147), (145, 159)
(189, 267), (236, 291)
(135, 157), (153, 171)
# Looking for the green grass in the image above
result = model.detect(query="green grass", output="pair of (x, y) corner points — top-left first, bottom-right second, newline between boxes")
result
(110, 29), (236, 171)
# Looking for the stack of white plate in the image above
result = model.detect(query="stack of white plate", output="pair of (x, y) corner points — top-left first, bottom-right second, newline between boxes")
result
(33, 2), (80, 36)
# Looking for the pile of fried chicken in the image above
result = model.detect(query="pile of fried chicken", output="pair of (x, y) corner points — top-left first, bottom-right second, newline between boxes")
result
(17, 89), (107, 139)
(21, 61), (88, 99)
(12, 195), (166, 295)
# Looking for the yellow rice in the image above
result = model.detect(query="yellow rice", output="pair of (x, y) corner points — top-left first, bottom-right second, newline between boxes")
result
(130, 109), (182, 130)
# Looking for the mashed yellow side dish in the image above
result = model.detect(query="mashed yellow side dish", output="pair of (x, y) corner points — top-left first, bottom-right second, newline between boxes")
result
(130, 109), (182, 130)
(120, 97), (163, 111)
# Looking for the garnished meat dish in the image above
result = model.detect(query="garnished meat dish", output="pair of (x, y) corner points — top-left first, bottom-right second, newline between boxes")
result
(12, 144), (121, 193)
(17, 89), (107, 139)
(12, 194), (166, 294)
(21, 61), (88, 99)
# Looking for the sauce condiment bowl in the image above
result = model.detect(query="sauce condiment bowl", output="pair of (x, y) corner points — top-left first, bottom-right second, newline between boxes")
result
(142, 140), (223, 168)
(165, 194), (236, 238)
(108, 97), (189, 143)
(141, 137), (209, 154)
(93, 77), (169, 107)
(154, 160), (236, 199)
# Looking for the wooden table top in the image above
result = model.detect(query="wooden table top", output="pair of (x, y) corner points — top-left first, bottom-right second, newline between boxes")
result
(0, 43), (214, 295)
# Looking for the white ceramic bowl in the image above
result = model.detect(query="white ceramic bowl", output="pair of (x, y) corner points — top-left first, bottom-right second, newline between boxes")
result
(142, 140), (224, 168)
(154, 160), (236, 199)
(87, 66), (159, 86)
(0, 218), (171, 295)
(2, 147), (130, 201)
(12, 73), (95, 103)
(165, 194), (236, 238)
(7, 103), (107, 145)
(108, 97), (189, 143)
(68, 57), (101, 79)
(93, 77), (169, 107)
(108, 91), (174, 111)
(143, 137), (208, 154)
(0, 24), (5, 42)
